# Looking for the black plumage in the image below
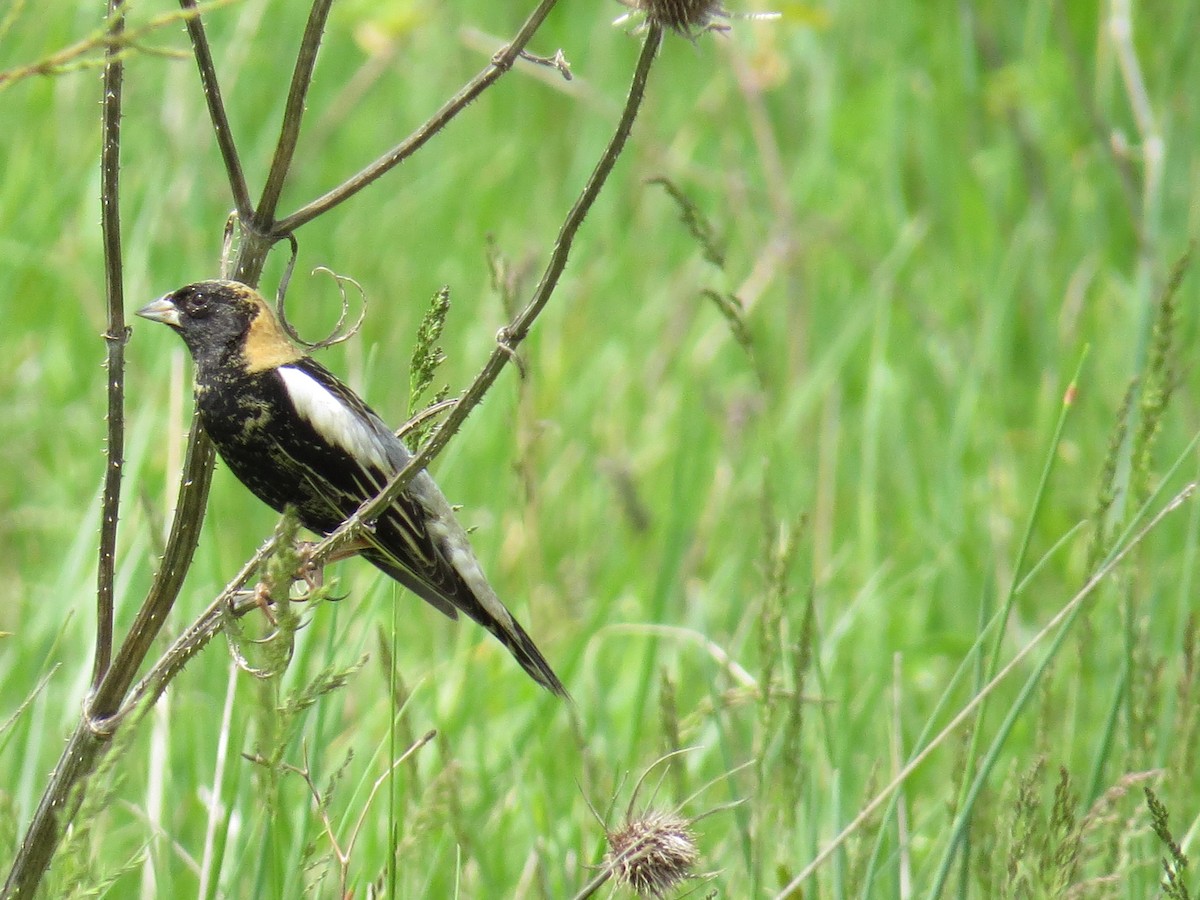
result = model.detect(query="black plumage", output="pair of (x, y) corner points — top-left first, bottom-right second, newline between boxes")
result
(138, 279), (566, 696)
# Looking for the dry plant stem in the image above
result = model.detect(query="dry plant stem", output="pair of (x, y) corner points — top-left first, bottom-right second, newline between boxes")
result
(309, 21), (664, 568)
(774, 482), (1196, 898)
(6, 0), (281, 885)
(0, 0), (236, 89)
(253, 0), (333, 234)
(93, 0), (126, 691)
(273, 0), (563, 235)
(4, 3), (128, 894)
(178, 0), (252, 219)
(2, 412), (218, 899)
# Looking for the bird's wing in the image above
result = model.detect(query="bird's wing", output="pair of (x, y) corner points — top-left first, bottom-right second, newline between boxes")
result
(275, 359), (467, 613)
(275, 358), (567, 696)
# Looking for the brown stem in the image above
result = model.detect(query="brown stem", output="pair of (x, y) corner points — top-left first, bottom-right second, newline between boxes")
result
(3, 4), (623, 896)
(253, 0), (334, 235)
(113, 18), (664, 723)
(178, 0), (253, 220)
(93, 0), (126, 691)
(272, 0), (562, 235)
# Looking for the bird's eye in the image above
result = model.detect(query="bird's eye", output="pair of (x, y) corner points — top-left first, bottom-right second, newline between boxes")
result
(180, 292), (211, 318)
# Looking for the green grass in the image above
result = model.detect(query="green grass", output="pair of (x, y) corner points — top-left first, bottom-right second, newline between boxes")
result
(2, 0), (1199, 897)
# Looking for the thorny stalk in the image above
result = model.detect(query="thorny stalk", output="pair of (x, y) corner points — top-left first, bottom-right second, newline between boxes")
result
(3, 2), (137, 895)
(117, 12), (663, 720)
(308, 21), (665, 570)
(272, 0), (562, 234)
(93, 0), (126, 692)
(177, 0), (252, 219)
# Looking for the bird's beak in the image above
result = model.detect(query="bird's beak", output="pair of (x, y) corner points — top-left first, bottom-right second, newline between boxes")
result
(136, 296), (181, 327)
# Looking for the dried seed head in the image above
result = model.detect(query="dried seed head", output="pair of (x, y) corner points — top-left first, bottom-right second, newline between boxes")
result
(605, 809), (699, 898)
(615, 0), (730, 37)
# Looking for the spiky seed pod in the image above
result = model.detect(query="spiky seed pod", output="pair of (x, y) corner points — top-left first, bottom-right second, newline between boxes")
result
(605, 810), (699, 898)
(618, 0), (729, 36)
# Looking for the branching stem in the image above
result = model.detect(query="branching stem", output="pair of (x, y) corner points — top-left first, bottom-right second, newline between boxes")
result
(178, 0), (252, 219)
(309, 22), (664, 569)
(273, 0), (563, 235)
(93, 0), (126, 692)
(253, 0), (333, 233)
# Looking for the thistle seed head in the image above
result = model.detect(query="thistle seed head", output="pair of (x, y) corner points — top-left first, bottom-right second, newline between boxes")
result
(615, 0), (731, 38)
(605, 809), (699, 898)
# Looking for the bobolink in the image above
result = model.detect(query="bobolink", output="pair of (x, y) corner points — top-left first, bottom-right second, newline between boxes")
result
(138, 280), (566, 696)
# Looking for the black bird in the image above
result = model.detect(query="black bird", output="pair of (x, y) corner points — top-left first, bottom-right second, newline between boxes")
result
(138, 280), (566, 696)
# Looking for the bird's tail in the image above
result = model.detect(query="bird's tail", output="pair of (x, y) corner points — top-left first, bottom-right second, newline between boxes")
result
(363, 550), (568, 697)
(478, 611), (569, 698)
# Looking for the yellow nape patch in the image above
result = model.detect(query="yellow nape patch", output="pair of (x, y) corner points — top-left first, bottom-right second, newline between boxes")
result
(242, 301), (303, 373)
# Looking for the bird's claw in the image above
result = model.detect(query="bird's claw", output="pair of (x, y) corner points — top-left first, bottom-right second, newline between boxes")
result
(251, 580), (279, 626)
(295, 542), (326, 593)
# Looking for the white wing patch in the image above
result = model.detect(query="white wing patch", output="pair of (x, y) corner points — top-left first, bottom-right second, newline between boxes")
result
(279, 366), (392, 473)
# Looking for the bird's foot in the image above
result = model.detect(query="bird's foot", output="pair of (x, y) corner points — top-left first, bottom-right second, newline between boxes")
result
(295, 542), (325, 594)
(291, 538), (369, 603)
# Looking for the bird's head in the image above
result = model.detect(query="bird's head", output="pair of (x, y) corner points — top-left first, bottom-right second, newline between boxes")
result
(137, 280), (301, 374)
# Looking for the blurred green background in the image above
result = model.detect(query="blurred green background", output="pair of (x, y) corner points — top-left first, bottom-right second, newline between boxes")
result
(1, 0), (1198, 897)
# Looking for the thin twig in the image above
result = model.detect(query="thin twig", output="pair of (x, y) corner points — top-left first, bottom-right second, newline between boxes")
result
(272, 0), (563, 235)
(0, 0), (237, 89)
(254, 0), (333, 231)
(178, 0), (252, 220)
(3, 415), (218, 899)
(93, 0), (126, 691)
(306, 22), (664, 571)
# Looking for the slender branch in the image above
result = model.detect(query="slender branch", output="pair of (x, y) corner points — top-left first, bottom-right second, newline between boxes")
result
(178, 0), (252, 220)
(0, 0), (238, 90)
(93, 0), (126, 690)
(89, 410), (219, 719)
(272, 0), (562, 235)
(308, 22), (663, 570)
(254, 0), (333, 231)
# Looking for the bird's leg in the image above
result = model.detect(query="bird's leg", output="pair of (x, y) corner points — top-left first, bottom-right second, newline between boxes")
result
(293, 537), (371, 599)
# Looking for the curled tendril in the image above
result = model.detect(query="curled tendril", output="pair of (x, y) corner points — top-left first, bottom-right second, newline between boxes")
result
(274, 251), (369, 351)
(221, 591), (297, 680)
